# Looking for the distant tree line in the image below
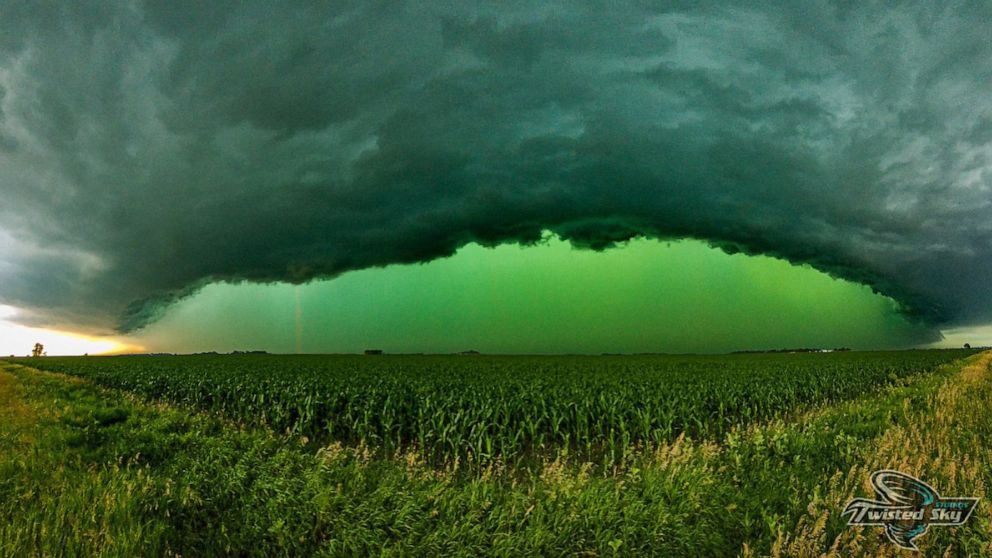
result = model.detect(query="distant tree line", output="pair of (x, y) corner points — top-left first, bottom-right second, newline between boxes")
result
(731, 347), (852, 354)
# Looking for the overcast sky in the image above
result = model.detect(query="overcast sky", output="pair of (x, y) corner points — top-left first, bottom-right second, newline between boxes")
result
(0, 2), (990, 351)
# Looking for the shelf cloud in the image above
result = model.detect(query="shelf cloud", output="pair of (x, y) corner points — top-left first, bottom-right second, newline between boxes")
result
(0, 1), (990, 334)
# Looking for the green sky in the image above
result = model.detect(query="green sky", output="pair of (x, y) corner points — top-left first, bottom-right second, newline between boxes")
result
(2, 4), (991, 350)
(131, 237), (935, 354)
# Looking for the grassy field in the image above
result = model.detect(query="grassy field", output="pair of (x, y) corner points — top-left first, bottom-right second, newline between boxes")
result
(1, 350), (989, 556)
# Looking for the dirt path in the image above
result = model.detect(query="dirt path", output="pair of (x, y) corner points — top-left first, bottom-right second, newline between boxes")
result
(0, 366), (38, 448)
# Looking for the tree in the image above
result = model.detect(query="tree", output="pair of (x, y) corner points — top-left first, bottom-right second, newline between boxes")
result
(964, 343), (972, 349)
(31, 343), (44, 357)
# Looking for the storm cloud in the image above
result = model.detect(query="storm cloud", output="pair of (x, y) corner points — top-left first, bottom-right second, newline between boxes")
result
(0, 1), (990, 334)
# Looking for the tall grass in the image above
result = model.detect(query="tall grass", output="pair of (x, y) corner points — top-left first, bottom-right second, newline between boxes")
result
(0, 351), (986, 556)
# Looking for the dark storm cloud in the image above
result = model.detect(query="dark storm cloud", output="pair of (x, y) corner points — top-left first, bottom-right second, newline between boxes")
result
(0, 1), (990, 334)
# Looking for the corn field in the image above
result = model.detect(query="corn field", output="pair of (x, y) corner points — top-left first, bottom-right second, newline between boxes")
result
(23, 350), (973, 468)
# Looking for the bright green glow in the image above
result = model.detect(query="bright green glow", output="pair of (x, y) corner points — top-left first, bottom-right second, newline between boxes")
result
(133, 237), (935, 354)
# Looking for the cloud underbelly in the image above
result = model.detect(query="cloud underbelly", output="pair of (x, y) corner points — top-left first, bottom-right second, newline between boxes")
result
(0, 2), (989, 334)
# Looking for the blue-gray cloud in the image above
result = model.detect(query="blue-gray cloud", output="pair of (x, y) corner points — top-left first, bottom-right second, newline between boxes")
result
(0, 1), (989, 336)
